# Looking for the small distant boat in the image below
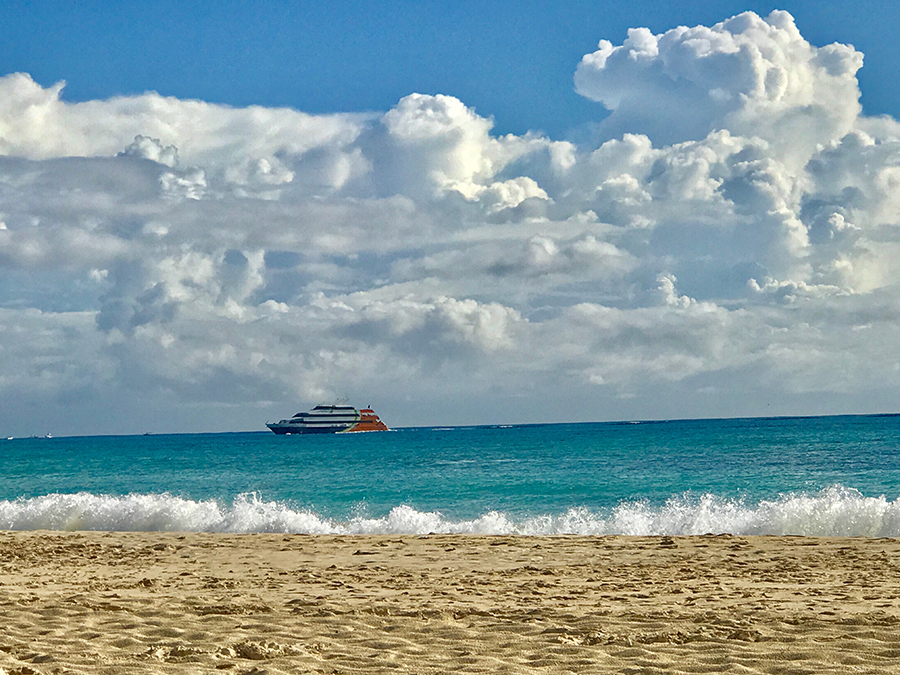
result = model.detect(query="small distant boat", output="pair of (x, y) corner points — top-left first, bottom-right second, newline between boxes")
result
(266, 402), (389, 435)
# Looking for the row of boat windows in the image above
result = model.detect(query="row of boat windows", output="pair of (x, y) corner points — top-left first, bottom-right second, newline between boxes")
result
(285, 420), (355, 424)
(285, 414), (380, 421)
(294, 412), (357, 419)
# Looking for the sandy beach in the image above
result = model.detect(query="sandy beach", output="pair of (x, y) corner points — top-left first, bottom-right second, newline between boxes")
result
(2, 532), (900, 674)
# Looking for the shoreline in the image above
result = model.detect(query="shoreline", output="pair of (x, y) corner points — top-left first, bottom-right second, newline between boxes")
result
(3, 532), (900, 673)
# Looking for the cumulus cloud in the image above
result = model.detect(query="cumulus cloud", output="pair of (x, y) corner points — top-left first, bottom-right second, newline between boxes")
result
(574, 10), (863, 162)
(119, 134), (178, 167)
(1, 10), (900, 434)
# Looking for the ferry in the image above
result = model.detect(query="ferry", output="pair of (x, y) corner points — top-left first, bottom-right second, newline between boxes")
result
(266, 402), (389, 435)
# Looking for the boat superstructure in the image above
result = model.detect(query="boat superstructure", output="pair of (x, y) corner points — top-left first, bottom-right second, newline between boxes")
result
(266, 403), (389, 435)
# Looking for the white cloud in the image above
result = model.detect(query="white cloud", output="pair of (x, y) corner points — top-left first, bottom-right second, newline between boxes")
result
(574, 10), (863, 166)
(119, 134), (178, 167)
(1, 10), (900, 433)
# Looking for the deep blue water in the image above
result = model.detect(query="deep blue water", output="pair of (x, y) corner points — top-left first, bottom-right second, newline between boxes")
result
(2, 415), (900, 535)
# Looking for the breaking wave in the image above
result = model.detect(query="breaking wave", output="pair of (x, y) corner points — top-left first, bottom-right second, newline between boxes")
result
(3, 486), (900, 536)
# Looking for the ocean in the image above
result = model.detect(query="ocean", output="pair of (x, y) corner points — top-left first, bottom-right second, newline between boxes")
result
(3, 414), (900, 536)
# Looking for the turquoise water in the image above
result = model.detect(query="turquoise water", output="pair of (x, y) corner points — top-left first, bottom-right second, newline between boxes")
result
(3, 415), (900, 535)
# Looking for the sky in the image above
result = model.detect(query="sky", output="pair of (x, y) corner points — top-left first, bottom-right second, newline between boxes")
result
(1, 1), (900, 435)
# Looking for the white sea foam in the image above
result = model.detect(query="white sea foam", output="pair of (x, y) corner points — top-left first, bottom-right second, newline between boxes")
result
(3, 486), (900, 536)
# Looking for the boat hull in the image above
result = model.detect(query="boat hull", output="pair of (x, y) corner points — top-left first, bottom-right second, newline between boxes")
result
(266, 424), (347, 435)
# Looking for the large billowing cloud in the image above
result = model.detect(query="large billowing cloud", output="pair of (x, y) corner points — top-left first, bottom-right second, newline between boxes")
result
(574, 10), (863, 158)
(1, 9), (900, 435)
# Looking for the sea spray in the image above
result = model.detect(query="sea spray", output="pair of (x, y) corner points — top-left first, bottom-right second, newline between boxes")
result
(4, 486), (900, 536)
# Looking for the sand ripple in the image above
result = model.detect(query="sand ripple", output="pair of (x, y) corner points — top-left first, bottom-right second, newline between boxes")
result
(2, 532), (900, 673)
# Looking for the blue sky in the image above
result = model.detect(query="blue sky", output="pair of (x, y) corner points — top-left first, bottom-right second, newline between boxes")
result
(2, 3), (900, 434)
(3, 0), (899, 138)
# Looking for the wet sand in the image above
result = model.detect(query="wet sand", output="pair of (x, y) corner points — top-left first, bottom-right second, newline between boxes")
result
(2, 531), (900, 674)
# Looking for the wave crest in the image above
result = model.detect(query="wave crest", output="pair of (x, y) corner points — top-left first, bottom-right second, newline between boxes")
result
(2, 486), (900, 536)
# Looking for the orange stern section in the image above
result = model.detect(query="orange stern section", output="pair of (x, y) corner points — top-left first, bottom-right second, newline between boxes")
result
(344, 409), (389, 432)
